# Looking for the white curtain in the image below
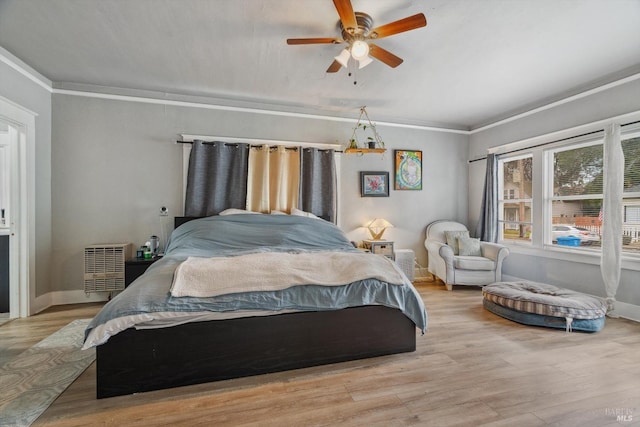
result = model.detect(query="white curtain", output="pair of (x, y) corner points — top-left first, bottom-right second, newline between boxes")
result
(600, 123), (624, 316)
(246, 145), (300, 213)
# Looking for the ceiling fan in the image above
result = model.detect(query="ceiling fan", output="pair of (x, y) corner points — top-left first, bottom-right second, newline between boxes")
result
(286, 0), (427, 73)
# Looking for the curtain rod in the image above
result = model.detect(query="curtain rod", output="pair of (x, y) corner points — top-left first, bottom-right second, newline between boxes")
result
(175, 140), (342, 152)
(468, 119), (640, 163)
(177, 134), (341, 150)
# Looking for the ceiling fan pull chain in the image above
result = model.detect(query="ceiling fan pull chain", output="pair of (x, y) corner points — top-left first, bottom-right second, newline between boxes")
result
(351, 60), (359, 85)
(346, 59), (357, 85)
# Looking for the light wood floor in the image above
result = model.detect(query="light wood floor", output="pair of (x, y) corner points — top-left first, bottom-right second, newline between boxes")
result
(3, 280), (639, 426)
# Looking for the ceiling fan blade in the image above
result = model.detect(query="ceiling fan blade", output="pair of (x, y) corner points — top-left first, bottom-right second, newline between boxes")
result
(326, 60), (342, 73)
(287, 37), (342, 45)
(368, 13), (427, 39)
(332, 0), (357, 31)
(369, 44), (404, 68)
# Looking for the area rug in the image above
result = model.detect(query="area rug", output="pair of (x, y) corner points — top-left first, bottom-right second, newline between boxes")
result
(0, 318), (95, 427)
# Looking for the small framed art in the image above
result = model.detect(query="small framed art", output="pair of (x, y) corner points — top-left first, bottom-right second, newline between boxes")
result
(360, 171), (389, 197)
(394, 150), (422, 190)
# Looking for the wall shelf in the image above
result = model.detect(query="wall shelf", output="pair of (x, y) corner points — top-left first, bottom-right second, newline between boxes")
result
(344, 148), (387, 154)
(346, 107), (385, 153)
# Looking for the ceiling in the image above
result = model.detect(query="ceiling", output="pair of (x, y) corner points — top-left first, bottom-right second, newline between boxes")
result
(1, 0), (639, 130)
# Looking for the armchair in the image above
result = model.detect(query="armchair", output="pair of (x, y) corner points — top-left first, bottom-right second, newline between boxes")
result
(424, 220), (509, 291)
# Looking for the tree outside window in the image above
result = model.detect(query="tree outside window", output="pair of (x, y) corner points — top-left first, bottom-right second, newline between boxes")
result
(549, 135), (640, 252)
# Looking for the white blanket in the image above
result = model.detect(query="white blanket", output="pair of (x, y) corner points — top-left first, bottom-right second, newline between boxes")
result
(170, 251), (405, 298)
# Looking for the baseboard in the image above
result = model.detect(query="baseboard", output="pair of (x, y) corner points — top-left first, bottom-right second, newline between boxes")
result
(610, 301), (640, 322)
(33, 290), (109, 314)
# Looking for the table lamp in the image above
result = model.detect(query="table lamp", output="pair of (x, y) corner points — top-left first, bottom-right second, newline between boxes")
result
(366, 218), (394, 240)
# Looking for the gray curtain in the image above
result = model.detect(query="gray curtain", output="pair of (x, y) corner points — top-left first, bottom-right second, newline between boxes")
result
(299, 148), (336, 222)
(184, 140), (249, 217)
(476, 153), (499, 242)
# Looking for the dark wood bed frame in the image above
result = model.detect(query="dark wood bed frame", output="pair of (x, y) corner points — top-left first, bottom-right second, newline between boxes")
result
(94, 217), (418, 398)
(96, 305), (416, 398)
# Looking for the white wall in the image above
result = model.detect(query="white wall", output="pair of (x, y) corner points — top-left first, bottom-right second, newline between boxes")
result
(468, 77), (640, 316)
(50, 93), (469, 293)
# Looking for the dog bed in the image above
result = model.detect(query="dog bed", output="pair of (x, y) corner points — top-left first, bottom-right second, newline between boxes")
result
(482, 281), (607, 332)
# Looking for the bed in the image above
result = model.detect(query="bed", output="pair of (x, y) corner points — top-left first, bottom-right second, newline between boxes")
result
(84, 213), (427, 398)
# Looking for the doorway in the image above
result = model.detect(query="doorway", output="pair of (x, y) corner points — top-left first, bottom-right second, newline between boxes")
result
(0, 96), (34, 319)
(0, 121), (10, 314)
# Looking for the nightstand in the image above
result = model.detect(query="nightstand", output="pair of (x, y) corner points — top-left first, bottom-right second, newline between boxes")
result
(125, 256), (162, 287)
(362, 240), (395, 260)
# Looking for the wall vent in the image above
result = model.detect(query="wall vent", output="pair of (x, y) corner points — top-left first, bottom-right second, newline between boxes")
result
(84, 244), (131, 293)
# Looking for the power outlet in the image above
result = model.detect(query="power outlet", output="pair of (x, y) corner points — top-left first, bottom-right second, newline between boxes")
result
(160, 206), (169, 217)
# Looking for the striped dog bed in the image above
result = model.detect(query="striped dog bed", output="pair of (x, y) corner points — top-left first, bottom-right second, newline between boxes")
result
(482, 281), (607, 332)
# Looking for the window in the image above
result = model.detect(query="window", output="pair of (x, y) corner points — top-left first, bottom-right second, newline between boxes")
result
(504, 189), (515, 199)
(544, 133), (640, 253)
(494, 124), (640, 257)
(498, 155), (532, 242)
(622, 135), (640, 250)
(626, 205), (640, 223)
(549, 141), (603, 248)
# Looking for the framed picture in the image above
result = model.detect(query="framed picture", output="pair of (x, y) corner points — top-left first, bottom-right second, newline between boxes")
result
(394, 150), (422, 190)
(360, 171), (389, 197)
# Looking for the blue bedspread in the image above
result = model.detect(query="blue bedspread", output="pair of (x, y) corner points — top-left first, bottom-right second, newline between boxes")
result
(84, 214), (428, 346)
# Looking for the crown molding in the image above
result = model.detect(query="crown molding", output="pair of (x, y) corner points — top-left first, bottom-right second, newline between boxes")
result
(482, 109), (640, 159)
(0, 47), (52, 93)
(470, 72), (640, 134)
(51, 86), (470, 135)
(3, 46), (639, 137)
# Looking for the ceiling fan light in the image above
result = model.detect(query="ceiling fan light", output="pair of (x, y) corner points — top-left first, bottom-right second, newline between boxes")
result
(350, 40), (370, 60)
(334, 49), (351, 68)
(358, 56), (373, 69)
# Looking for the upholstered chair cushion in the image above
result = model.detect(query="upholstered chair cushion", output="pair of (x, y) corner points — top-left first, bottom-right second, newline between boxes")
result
(458, 236), (482, 256)
(444, 230), (470, 255)
(454, 256), (495, 270)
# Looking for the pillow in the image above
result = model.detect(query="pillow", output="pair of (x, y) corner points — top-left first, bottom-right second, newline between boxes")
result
(444, 230), (470, 255)
(457, 236), (482, 256)
(291, 208), (319, 219)
(270, 210), (288, 215)
(219, 208), (260, 216)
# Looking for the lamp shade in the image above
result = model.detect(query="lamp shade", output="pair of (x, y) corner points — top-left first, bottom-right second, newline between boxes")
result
(358, 55), (373, 69)
(366, 218), (394, 240)
(350, 40), (370, 60)
(334, 49), (351, 68)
